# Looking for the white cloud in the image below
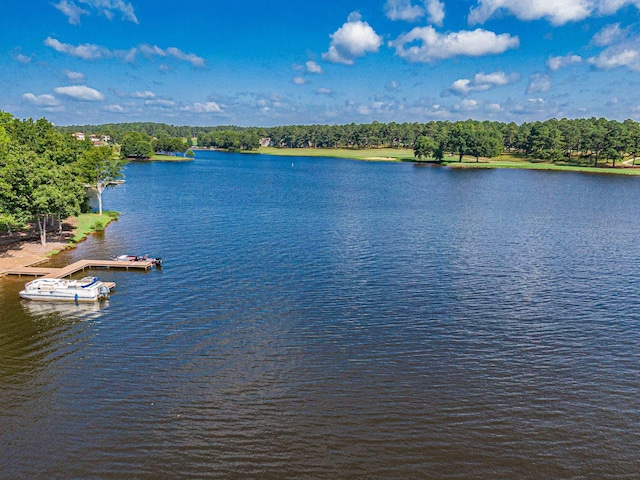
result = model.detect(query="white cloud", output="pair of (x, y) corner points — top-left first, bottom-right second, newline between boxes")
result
(103, 104), (127, 113)
(486, 103), (503, 112)
(507, 97), (556, 117)
(322, 12), (383, 65)
(469, 0), (592, 25)
(475, 71), (517, 86)
(183, 101), (223, 113)
(54, 0), (137, 24)
(447, 71), (519, 95)
(22, 93), (60, 107)
(15, 54), (32, 64)
(138, 44), (166, 57)
(425, 0), (445, 25)
(54, 0), (89, 25)
(64, 70), (86, 82)
(546, 54), (583, 70)
(130, 90), (156, 99)
(588, 25), (640, 71)
(316, 88), (334, 95)
(384, 0), (426, 21)
(389, 27), (519, 63)
(165, 47), (205, 67)
(592, 23), (626, 47)
(454, 99), (481, 111)
(306, 61), (324, 74)
(384, 0), (445, 24)
(468, 0), (640, 26)
(588, 48), (640, 70)
(526, 73), (552, 94)
(44, 38), (205, 67)
(292, 77), (307, 85)
(449, 79), (473, 95)
(54, 85), (106, 101)
(137, 45), (205, 66)
(386, 80), (400, 91)
(121, 48), (137, 63)
(45, 37), (109, 60)
(252, 93), (287, 112)
(78, 0), (138, 23)
(145, 99), (176, 108)
(597, 0), (640, 15)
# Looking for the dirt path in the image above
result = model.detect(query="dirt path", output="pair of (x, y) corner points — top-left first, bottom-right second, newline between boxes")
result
(0, 219), (77, 274)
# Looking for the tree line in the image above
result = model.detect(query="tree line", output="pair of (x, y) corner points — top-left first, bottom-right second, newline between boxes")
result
(0, 111), (125, 245)
(197, 130), (260, 151)
(57, 122), (245, 145)
(60, 117), (640, 165)
(261, 118), (640, 166)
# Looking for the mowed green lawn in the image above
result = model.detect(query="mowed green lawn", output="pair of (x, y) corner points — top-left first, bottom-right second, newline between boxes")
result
(258, 147), (640, 175)
(258, 146), (416, 161)
(150, 154), (194, 161)
(444, 154), (640, 175)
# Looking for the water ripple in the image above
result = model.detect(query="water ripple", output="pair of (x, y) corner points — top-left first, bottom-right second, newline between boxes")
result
(2, 156), (640, 478)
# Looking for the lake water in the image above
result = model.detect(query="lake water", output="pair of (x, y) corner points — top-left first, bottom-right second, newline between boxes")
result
(1, 151), (640, 478)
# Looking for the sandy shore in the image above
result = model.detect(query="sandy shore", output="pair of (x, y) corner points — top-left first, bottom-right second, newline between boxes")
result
(0, 219), (77, 274)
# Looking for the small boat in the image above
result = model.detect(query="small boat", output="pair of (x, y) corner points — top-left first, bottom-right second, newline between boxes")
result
(19, 277), (113, 302)
(111, 254), (162, 266)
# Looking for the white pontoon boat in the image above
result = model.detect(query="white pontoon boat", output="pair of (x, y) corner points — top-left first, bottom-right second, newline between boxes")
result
(19, 276), (113, 302)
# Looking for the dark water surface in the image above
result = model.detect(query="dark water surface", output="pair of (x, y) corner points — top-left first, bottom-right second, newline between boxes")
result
(2, 151), (640, 479)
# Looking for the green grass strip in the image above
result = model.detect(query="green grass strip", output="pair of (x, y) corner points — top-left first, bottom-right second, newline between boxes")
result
(72, 211), (119, 243)
(150, 154), (194, 162)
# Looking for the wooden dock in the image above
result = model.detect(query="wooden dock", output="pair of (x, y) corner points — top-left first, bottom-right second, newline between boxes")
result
(1, 259), (155, 279)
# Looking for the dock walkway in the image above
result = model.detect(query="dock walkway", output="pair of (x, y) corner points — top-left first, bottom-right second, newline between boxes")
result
(1, 259), (154, 279)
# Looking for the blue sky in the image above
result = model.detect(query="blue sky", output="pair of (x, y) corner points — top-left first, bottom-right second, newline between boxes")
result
(2, 0), (640, 126)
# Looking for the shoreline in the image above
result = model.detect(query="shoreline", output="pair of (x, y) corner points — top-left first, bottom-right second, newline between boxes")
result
(150, 154), (194, 162)
(0, 212), (118, 277)
(253, 147), (640, 176)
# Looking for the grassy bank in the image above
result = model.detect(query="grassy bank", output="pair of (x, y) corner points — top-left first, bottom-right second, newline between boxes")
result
(442, 154), (640, 176)
(258, 147), (640, 175)
(258, 146), (415, 161)
(150, 154), (194, 161)
(72, 211), (119, 243)
(42, 211), (119, 258)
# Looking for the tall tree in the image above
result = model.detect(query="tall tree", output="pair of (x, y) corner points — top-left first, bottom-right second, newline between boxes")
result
(501, 122), (519, 152)
(121, 132), (153, 159)
(414, 136), (436, 160)
(467, 125), (503, 162)
(78, 146), (126, 215)
(1, 151), (82, 245)
(585, 118), (608, 167)
(603, 121), (629, 167)
(624, 119), (640, 166)
(448, 122), (470, 162)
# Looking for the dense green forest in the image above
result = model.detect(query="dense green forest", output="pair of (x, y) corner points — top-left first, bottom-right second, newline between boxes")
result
(59, 117), (640, 166)
(0, 111), (125, 244)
